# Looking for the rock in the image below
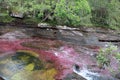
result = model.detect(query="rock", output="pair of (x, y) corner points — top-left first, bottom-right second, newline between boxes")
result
(90, 75), (119, 80)
(115, 73), (120, 79)
(72, 31), (83, 36)
(0, 30), (30, 40)
(0, 51), (57, 80)
(9, 12), (24, 18)
(56, 25), (78, 30)
(83, 35), (99, 45)
(21, 40), (63, 50)
(38, 23), (51, 27)
(63, 73), (87, 80)
(85, 28), (95, 32)
(74, 64), (80, 72)
(0, 77), (4, 80)
(33, 28), (61, 39)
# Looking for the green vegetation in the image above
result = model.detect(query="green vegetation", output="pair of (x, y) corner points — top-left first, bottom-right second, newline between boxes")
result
(0, 0), (120, 29)
(0, 13), (14, 22)
(89, 0), (120, 29)
(54, 0), (91, 26)
(96, 44), (120, 69)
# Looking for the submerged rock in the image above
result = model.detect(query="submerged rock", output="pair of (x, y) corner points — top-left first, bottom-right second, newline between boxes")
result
(0, 50), (57, 80)
(63, 73), (86, 80)
(21, 39), (63, 50)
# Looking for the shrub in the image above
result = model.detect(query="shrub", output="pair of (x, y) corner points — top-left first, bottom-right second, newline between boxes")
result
(0, 13), (14, 22)
(54, 0), (91, 26)
(89, 0), (120, 29)
(96, 44), (118, 68)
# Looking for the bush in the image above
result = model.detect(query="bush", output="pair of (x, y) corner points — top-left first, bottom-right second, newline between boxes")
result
(96, 44), (118, 68)
(54, 0), (91, 26)
(0, 13), (14, 22)
(107, 0), (120, 29)
(1, 0), (120, 29)
(91, 8), (109, 27)
(89, 0), (120, 29)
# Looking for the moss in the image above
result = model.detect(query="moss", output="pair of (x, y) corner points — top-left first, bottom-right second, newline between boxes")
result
(17, 50), (39, 58)
(23, 18), (39, 25)
(21, 40), (63, 50)
(0, 13), (14, 23)
(12, 51), (44, 70)
(0, 50), (58, 80)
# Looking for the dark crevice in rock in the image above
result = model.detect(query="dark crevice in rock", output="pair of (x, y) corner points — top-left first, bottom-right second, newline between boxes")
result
(99, 39), (120, 42)
(0, 76), (4, 80)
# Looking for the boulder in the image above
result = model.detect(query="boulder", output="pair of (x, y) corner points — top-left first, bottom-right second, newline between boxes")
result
(38, 23), (51, 27)
(63, 73), (86, 80)
(9, 12), (24, 19)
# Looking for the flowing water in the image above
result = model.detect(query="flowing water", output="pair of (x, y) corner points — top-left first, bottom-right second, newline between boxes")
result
(73, 65), (100, 80)
(73, 64), (118, 80)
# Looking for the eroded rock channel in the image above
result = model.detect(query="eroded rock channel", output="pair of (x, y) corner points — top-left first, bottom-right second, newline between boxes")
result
(0, 25), (120, 80)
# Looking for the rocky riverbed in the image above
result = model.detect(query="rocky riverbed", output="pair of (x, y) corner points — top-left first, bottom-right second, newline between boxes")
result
(0, 25), (120, 80)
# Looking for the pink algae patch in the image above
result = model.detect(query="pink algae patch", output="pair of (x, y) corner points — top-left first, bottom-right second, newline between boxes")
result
(0, 39), (80, 79)
(0, 38), (115, 79)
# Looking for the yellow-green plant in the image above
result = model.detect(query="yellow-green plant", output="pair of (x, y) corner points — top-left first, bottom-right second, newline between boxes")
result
(96, 44), (118, 68)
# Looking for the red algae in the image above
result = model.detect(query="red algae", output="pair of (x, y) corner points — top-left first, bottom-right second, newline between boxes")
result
(0, 38), (118, 79)
(0, 39), (78, 79)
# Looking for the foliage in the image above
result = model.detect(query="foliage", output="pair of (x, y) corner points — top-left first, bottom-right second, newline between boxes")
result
(0, 0), (91, 26)
(96, 44), (118, 68)
(107, 0), (120, 29)
(114, 53), (120, 61)
(89, 0), (120, 29)
(54, 0), (91, 26)
(0, 0), (120, 28)
(0, 13), (14, 22)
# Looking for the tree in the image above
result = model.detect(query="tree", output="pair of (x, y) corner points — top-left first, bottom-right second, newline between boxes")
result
(88, 0), (120, 29)
(54, 0), (91, 26)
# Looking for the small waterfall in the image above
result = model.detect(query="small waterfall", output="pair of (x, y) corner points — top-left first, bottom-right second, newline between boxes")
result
(73, 64), (100, 80)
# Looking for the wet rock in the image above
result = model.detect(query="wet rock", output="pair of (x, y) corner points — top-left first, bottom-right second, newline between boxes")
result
(98, 34), (120, 42)
(63, 73), (86, 80)
(9, 12), (24, 19)
(0, 30), (30, 40)
(115, 73), (120, 79)
(56, 26), (83, 36)
(0, 32), (2, 35)
(72, 31), (83, 36)
(83, 35), (99, 45)
(21, 40), (63, 50)
(0, 51), (57, 80)
(74, 64), (80, 72)
(38, 23), (51, 27)
(89, 75), (119, 80)
(56, 25), (78, 30)
(0, 77), (4, 80)
(85, 28), (95, 32)
(35, 29), (61, 39)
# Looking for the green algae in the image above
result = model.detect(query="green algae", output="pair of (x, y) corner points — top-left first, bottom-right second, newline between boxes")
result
(0, 50), (57, 80)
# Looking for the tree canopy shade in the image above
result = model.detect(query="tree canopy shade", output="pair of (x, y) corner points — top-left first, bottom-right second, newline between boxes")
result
(0, 0), (120, 29)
